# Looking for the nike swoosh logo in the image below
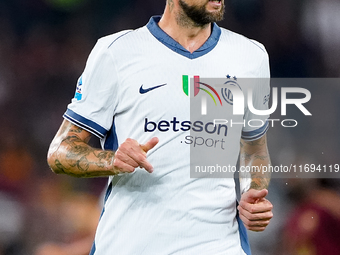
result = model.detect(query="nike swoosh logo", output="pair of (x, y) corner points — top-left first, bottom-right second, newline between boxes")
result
(139, 83), (167, 94)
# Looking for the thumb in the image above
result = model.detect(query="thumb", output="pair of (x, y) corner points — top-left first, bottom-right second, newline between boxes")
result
(242, 189), (268, 203)
(140, 137), (159, 153)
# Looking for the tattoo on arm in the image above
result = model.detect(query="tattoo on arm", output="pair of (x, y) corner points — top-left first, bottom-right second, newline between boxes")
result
(240, 136), (271, 190)
(254, 154), (269, 161)
(250, 177), (270, 190)
(240, 151), (252, 162)
(69, 126), (83, 133)
(48, 121), (115, 177)
(249, 172), (271, 190)
(55, 159), (67, 174)
(243, 139), (266, 146)
(64, 135), (113, 173)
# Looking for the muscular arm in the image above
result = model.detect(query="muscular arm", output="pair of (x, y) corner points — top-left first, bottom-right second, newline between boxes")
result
(239, 134), (271, 191)
(47, 120), (158, 178)
(238, 134), (273, 232)
(47, 120), (117, 177)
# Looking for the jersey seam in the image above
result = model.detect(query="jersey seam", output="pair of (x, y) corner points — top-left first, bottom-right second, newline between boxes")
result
(248, 39), (266, 53)
(106, 30), (136, 117)
(259, 48), (270, 78)
(63, 110), (106, 139)
(220, 28), (266, 54)
(108, 30), (134, 48)
(106, 43), (122, 120)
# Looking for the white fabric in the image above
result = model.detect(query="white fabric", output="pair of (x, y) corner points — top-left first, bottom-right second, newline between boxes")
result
(64, 17), (270, 255)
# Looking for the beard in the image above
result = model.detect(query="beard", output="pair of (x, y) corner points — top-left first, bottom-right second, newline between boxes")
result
(178, 0), (225, 27)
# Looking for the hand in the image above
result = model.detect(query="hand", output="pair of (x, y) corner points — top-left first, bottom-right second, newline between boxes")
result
(238, 189), (273, 232)
(112, 137), (159, 174)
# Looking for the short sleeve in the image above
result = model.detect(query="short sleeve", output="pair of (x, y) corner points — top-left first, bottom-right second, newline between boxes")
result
(241, 48), (270, 141)
(63, 38), (118, 139)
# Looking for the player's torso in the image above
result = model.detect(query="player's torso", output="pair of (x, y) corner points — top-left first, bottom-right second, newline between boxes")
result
(94, 26), (259, 255)
(108, 25), (259, 151)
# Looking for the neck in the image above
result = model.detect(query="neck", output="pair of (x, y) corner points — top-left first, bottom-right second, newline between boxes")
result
(158, 3), (212, 53)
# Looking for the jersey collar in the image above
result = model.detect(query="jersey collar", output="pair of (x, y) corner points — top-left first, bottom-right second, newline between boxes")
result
(146, 16), (221, 59)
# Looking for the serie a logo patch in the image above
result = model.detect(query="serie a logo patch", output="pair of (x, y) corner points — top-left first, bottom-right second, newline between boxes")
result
(74, 76), (83, 101)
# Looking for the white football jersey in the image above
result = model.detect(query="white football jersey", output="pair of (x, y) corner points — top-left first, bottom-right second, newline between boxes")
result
(64, 16), (270, 255)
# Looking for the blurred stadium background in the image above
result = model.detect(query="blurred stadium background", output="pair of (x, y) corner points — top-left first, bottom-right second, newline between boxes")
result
(0, 0), (340, 254)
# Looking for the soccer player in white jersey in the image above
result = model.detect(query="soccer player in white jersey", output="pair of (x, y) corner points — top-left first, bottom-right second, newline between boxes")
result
(47, 0), (273, 254)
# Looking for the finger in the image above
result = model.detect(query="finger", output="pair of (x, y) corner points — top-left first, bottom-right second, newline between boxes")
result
(120, 147), (153, 173)
(241, 189), (268, 203)
(140, 137), (159, 153)
(239, 214), (270, 232)
(239, 199), (273, 214)
(238, 213), (271, 228)
(137, 157), (154, 173)
(118, 138), (156, 173)
(244, 225), (267, 232)
(114, 149), (140, 168)
(238, 204), (273, 221)
(112, 158), (137, 173)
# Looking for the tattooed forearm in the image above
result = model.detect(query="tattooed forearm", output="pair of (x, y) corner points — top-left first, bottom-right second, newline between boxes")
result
(63, 138), (115, 176)
(240, 151), (252, 162)
(250, 175), (270, 190)
(69, 126), (83, 133)
(240, 135), (271, 190)
(55, 159), (67, 174)
(254, 154), (269, 161)
(47, 120), (116, 177)
(243, 139), (266, 146)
